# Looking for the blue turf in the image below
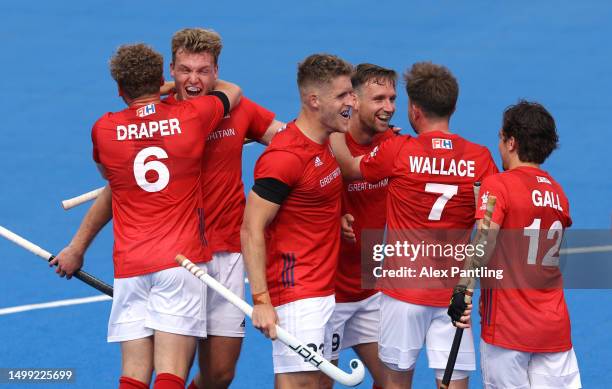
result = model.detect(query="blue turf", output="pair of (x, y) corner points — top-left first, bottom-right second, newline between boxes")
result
(1, 1), (611, 387)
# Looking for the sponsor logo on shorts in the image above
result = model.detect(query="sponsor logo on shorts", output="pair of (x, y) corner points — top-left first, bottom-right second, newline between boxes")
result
(136, 103), (156, 118)
(240, 319), (246, 328)
(432, 138), (453, 150)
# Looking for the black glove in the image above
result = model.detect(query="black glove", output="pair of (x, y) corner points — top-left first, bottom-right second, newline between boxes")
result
(447, 285), (468, 325)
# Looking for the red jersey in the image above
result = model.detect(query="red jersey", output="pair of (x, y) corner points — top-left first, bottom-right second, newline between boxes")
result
(92, 97), (225, 278)
(476, 166), (573, 352)
(254, 122), (343, 307)
(336, 130), (394, 303)
(165, 95), (275, 253)
(360, 131), (498, 306)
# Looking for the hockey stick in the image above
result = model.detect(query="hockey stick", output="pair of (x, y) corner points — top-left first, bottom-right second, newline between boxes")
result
(0, 225), (113, 297)
(439, 184), (495, 388)
(176, 254), (365, 387)
(62, 187), (105, 210)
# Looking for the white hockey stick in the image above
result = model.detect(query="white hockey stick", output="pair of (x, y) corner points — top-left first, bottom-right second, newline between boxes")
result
(0, 225), (113, 296)
(61, 187), (105, 210)
(175, 254), (365, 387)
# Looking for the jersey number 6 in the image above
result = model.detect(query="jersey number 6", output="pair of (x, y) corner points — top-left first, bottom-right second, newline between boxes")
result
(133, 146), (170, 193)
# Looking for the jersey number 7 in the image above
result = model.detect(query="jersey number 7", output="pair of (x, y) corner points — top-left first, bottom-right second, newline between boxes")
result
(425, 183), (458, 221)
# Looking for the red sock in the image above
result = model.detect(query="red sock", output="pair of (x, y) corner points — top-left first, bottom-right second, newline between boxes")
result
(153, 373), (185, 389)
(119, 376), (149, 389)
(373, 385), (383, 389)
(187, 379), (200, 389)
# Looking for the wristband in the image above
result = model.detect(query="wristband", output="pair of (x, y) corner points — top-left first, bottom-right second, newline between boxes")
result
(252, 290), (270, 305)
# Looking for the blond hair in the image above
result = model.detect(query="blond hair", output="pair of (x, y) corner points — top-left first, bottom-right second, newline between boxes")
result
(297, 53), (353, 90)
(171, 28), (222, 64)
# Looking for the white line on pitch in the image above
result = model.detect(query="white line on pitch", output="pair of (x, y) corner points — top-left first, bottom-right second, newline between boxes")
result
(1, 245), (609, 317)
(560, 245), (612, 255)
(0, 295), (111, 316)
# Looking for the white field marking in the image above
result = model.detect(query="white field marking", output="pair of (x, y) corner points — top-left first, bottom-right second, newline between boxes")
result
(0, 295), (111, 316)
(559, 245), (612, 255)
(2, 244), (610, 317)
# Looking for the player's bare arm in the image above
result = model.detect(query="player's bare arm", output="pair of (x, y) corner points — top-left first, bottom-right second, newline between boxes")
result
(241, 190), (281, 339)
(212, 79), (242, 111)
(329, 132), (363, 180)
(448, 219), (501, 329)
(258, 119), (286, 145)
(51, 185), (112, 278)
(160, 80), (175, 96)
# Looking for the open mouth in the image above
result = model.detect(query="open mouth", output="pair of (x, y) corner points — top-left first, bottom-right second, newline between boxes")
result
(376, 113), (391, 124)
(185, 86), (202, 97)
(340, 107), (352, 119)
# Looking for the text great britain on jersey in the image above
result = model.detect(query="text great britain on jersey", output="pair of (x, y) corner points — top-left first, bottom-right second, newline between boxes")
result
(116, 118), (182, 140)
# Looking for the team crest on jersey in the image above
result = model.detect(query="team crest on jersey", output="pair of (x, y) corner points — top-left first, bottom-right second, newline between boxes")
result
(369, 145), (380, 158)
(480, 191), (489, 211)
(432, 138), (453, 150)
(314, 156), (323, 167)
(136, 103), (156, 118)
(536, 176), (552, 184)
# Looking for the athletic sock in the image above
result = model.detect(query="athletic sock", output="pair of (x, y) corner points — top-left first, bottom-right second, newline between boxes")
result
(153, 373), (185, 389)
(119, 376), (149, 389)
(187, 379), (200, 389)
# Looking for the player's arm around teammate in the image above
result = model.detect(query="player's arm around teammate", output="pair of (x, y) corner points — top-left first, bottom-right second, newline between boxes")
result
(53, 43), (241, 389)
(321, 63), (398, 389)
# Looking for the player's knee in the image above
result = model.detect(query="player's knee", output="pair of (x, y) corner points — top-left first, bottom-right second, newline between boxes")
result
(201, 365), (236, 388)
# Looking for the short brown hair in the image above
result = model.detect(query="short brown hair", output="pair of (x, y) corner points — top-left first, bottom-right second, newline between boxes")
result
(502, 100), (558, 164)
(297, 53), (353, 89)
(109, 43), (163, 100)
(171, 28), (222, 64)
(352, 63), (397, 91)
(403, 62), (458, 118)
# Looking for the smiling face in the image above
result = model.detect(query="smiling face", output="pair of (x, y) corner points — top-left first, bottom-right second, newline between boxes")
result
(317, 75), (354, 134)
(354, 78), (396, 134)
(170, 49), (218, 101)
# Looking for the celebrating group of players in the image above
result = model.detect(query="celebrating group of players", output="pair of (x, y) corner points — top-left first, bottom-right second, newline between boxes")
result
(52, 27), (581, 389)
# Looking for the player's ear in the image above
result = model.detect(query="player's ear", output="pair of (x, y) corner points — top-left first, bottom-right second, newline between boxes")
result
(117, 85), (123, 97)
(160, 76), (165, 87)
(213, 64), (219, 80)
(507, 136), (517, 152)
(409, 101), (419, 121)
(302, 89), (319, 110)
(170, 62), (175, 78)
(352, 91), (360, 111)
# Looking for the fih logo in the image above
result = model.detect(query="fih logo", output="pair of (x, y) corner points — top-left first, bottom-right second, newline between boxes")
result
(432, 138), (453, 150)
(136, 103), (156, 118)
